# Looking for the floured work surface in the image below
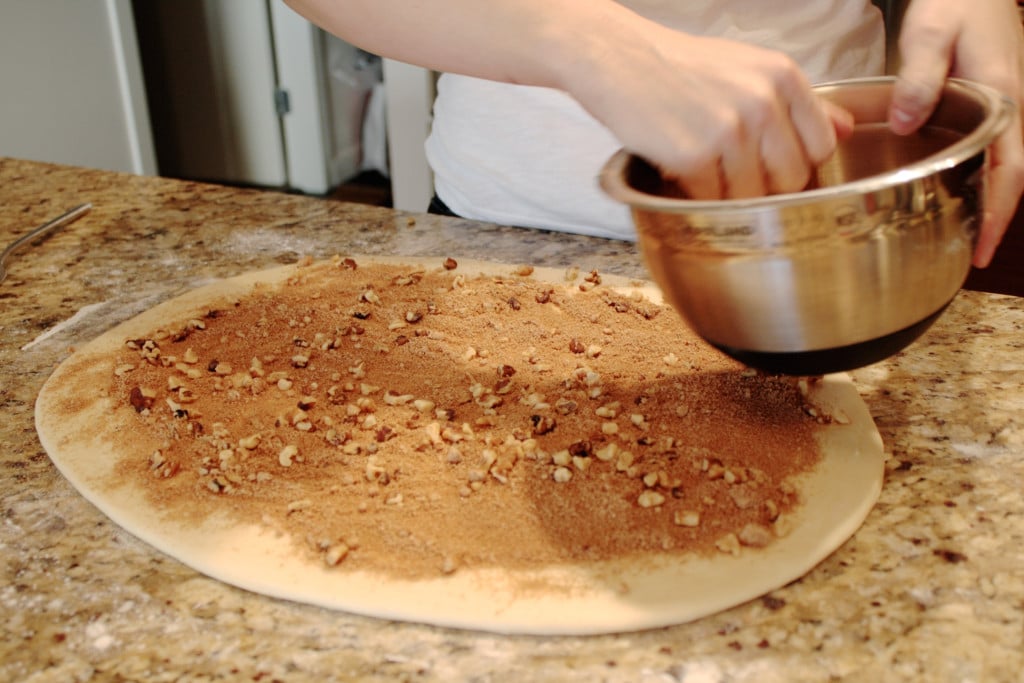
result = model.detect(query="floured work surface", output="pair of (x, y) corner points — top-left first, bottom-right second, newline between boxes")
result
(35, 256), (884, 635)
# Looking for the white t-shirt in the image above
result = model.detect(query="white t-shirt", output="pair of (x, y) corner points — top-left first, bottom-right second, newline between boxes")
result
(424, 0), (886, 239)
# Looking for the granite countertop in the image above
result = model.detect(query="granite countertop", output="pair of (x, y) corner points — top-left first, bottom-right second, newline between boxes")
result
(1, 157), (1021, 682)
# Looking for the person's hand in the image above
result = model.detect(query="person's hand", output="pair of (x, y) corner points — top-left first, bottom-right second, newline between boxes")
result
(890, 0), (1024, 267)
(565, 24), (852, 200)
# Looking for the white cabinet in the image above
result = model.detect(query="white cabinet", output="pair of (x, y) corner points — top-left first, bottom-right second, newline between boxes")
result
(0, 0), (156, 175)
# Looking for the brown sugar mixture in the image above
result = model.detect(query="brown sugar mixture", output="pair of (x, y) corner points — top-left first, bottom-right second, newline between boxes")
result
(108, 256), (825, 578)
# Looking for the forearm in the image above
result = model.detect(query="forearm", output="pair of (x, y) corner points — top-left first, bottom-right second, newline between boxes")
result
(283, 0), (650, 92)
(285, 0), (848, 201)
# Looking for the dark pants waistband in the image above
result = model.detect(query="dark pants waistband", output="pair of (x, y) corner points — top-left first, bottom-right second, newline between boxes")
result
(427, 195), (458, 217)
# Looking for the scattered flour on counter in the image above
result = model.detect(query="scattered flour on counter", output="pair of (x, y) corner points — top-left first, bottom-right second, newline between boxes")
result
(219, 228), (334, 260)
(20, 302), (108, 351)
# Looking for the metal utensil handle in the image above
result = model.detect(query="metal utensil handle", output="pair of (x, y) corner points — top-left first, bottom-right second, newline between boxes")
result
(0, 203), (92, 279)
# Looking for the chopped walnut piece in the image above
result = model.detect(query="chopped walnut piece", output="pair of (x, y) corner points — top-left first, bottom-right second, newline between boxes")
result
(324, 428), (347, 446)
(674, 510), (701, 528)
(615, 450), (635, 473)
(278, 445), (298, 467)
(729, 485), (760, 510)
(229, 372), (252, 389)
(364, 456), (389, 483)
(392, 272), (423, 286)
(324, 543), (350, 566)
(637, 490), (666, 508)
(530, 414), (557, 435)
(383, 391), (415, 406)
(113, 362), (136, 378)
(715, 533), (742, 556)
(654, 436), (676, 454)
(129, 387), (156, 413)
(552, 466), (572, 483)
(350, 306), (372, 320)
(738, 523), (774, 548)
(595, 443), (618, 462)
(423, 422), (444, 446)
(554, 398), (578, 415)
(568, 440), (591, 458)
(413, 399), (435, 413)
(707, 462), (726, 480)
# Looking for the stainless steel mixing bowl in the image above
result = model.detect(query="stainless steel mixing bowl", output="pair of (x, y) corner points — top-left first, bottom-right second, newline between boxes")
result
(600, 77), (1013, 375)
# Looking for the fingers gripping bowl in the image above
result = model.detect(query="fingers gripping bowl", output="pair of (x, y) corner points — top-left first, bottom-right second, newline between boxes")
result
(600, 77), (1013, 375)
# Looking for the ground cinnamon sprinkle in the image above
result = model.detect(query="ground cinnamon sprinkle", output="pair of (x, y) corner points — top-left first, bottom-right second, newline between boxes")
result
(108, 256), (823, 578)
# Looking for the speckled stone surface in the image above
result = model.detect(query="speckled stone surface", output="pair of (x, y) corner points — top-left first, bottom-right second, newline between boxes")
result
(2, 157), (1021, 683)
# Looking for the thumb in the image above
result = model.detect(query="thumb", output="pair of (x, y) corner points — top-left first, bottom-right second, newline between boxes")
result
(889, 26), (956, 135)
(822, 100), (855, 141)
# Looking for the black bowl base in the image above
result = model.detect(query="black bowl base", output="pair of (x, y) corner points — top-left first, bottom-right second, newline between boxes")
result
(712, 300), (952, 376)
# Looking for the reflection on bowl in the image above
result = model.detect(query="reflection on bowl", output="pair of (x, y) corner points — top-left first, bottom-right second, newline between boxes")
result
(600, 77), (1012, 375)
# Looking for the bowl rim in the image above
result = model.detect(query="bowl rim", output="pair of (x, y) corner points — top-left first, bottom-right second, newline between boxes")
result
(599, 76), (1014, 212)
